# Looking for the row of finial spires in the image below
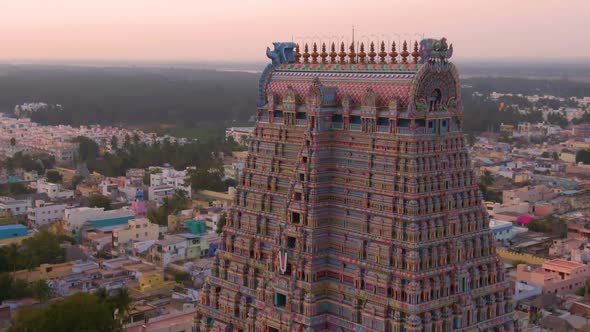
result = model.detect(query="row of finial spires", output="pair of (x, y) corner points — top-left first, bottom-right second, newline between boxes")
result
(295, 41), (420, 65)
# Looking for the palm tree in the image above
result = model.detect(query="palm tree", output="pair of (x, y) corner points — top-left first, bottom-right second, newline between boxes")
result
(480, 170), (495, 187)
(95, 287), (109, 303)
(6, 243), (20, 273)
(32, 279), (51, 302)
(112, 288), (132, 322)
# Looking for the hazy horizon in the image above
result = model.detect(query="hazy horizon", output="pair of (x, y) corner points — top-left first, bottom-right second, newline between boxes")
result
(3, 0), (590, 63)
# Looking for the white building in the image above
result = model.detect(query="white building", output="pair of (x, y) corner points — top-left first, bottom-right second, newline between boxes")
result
(149, 235), (188, 266)
(27, 200), (68, 227)
(0, 197), (32, 216)
(225, 127), (254, 145)
(149, 166), (192, 198)
(64, 207), (135, 235)
(148, 185), (176, 207)
(36, 179), (74, 201)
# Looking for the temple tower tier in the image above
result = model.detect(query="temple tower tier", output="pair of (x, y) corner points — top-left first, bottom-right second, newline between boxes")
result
(196, 38), (515, 332)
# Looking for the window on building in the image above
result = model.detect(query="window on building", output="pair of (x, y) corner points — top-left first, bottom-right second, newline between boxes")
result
(292, 212), (301, 224)
(294, 192), (302, 201)
(275, 293), (287, 308)
(287, 237), (296, 248)
(377, 117), (389, 126)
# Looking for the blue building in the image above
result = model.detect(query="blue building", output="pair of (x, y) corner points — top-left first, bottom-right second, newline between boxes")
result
(89, 215), (134, 228)
(0, 224), (28, 240)
(489, 219), (516, 241)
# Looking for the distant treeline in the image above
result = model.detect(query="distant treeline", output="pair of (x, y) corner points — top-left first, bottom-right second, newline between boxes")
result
(0, 65), (257, 126)
(463, 76), (590, 98)
(0, 65), (589, 133)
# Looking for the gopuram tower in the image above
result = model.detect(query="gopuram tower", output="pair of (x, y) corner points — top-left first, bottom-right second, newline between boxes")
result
(196, 38), (515, 332)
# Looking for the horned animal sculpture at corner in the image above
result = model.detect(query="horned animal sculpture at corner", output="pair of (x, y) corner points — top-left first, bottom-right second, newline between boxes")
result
(266, 42), (297, 65)
(419, 37), (454, 67)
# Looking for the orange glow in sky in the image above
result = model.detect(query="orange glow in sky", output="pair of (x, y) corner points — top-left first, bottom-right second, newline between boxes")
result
(1, 0), (588, 62)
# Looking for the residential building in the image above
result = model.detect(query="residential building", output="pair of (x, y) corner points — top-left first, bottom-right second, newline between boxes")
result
(502, 185), (557, 205)
(147, 185), (175, 207)
(196, 40), (513, 331)
(112, 218), (160, 256)
(36, 178), (74, 200)
(27, 200), (67, 227)
(573, 124), (590, 141)
(559, 151), (576, 163)
(129, 191), (147, 218)
(149, 235), (187, 267)
(489, 218), (517, 241)
(13, 262), (75, 283)
(0, 197), (31, 216)
(177, 233), (208, 259)
(149, 166), (192, 198)
(517, 259), (590, 294)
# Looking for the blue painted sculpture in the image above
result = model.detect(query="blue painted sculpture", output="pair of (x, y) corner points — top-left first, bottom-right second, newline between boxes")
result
(419, 37), (453, 65)
(265, 42), (297, 65)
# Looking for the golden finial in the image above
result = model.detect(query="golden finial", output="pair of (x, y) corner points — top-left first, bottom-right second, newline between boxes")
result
(311, 43), (319, 64)
(294, 44), (301, 64)
(378, 41), (387, 64)
(303, 43), (310, 64)
(320, 43), (328, 64)
(389, 42), (398, 64)
(348, 42), (356, 64)
(411, 41), (419, 64)
(401, 40), (409, 64)
(338, 42), (346, 64)
(368, 42), (377, 64)
(358, 43), (366, 64)
(329, 42), (337, 64)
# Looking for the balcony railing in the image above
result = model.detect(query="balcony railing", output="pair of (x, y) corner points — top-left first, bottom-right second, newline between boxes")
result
(350, 124), (361, 131)
(377, 125), (390, 133)
(296, 119), (307, 126)
(331, 122), (343, 129)
(396, 127), (425, 135)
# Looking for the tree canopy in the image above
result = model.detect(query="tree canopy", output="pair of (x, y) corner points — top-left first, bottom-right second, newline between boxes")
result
(45, 170), (63, 183)
(147, 189), (190, 225)
(88, 194), (112, 210)
(8, 292), (120, 332)
(0, 231), (69, 273)
(577, 150), (590, 165)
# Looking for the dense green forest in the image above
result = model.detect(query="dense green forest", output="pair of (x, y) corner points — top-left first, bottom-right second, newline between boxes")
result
(1, 65), (589, 134)
(0, 65), (257, 126)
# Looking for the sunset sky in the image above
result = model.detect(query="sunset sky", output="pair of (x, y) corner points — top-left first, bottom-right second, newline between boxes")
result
(2, 0), (588, 63)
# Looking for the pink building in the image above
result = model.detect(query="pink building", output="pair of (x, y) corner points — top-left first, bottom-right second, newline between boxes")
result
(130, 190), (147, 218)
(517, 259), (589, 294)
(502, 185), (557, 205)
(533, 202), (554, 217)
(568, 223), (590, 241)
